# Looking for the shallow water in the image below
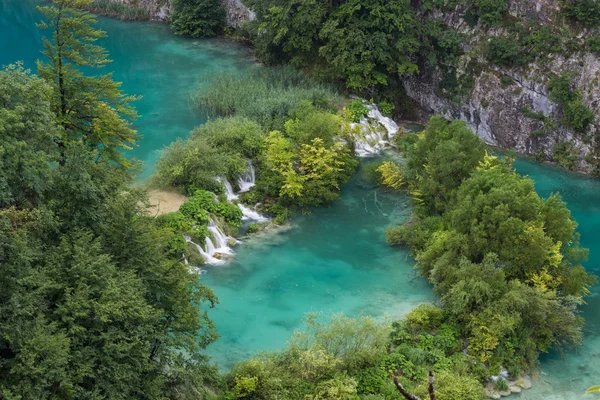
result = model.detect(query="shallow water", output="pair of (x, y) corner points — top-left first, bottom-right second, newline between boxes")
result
(0, 0), (252, 179)
(2, 2), (600, 397)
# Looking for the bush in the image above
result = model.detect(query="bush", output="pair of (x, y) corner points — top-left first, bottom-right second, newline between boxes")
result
(476, 0), (507, 26)
(170, 0), (226, 38)
(486, 35), (524, 66)
(495, 377), (509, 391)
(586, 34), (600, 55)
(344, 99), (369, 123)
(564, 0), (600, 27)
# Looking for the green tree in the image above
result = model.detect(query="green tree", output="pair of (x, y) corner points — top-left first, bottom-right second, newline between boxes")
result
(0, 64), (59, 208)
(171, 0), (226, 38)
(37, 0), (139, 167)
(318, 0), (419, 91)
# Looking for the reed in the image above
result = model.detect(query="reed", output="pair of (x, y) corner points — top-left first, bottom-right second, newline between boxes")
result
(85, 0), (151, 21)
(194, 66), (342, 131)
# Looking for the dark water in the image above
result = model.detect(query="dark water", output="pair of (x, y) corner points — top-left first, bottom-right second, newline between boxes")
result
(2, 2), (599, 397)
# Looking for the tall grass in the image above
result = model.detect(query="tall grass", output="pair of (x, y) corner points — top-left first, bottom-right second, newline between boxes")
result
(85, 0), (151, 21)
(194, 66), (343, 131)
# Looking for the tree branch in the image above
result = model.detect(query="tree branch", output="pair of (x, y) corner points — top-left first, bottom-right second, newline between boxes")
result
(393, 375), (422, 400)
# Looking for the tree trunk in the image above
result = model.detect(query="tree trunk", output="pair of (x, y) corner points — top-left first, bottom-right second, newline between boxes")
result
(393, 376), (422, 400)
(428, 370), (436, 400)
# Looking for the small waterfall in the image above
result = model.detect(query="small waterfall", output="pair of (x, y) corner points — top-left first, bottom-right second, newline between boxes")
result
(221, 161), (269, 223)
(207, 219), (235, 255)
(224, 179), (239, 201)
(239, 203), (269, 222)
(238, 161), (256, 193)
(183, 220), (234, 266)
(351, 103), (400, 157)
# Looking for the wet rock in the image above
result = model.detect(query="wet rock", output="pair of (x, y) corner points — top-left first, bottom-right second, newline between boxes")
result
(517, 376), (533, 390)
(509, 384), (522, 393)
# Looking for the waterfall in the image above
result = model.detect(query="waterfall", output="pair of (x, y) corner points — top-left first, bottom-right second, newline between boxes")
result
(351, 103), (400, 157)
(239, 203), (269, 222)
(183, 220), (235, 266)
(220, 161), (269, 223)
(238, 161), (256, 193)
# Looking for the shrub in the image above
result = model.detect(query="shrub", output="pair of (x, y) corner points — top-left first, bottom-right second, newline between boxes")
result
(170, 0), (226, 38)
(495, 377), (509, 391)
(586, 34), (600, 55)
(476, 0), (507, 26)
(486, 35), (523, 66)
(344, 99), (369, 123)
(378, 101), (394, 117)
(564, 0), (600, 27)
(553, 142), (579, 170)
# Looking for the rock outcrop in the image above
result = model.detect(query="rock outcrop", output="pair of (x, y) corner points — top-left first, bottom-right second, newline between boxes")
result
(106, 0), (254, 27)
(404, 0), (599, 174)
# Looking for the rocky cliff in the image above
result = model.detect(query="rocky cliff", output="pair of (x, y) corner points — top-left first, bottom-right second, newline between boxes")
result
(107, 0), (254, 27)
(404, 0), (599, 174)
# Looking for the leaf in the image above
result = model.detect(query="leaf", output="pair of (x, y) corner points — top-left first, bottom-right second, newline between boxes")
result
(585, 385), (600, 394)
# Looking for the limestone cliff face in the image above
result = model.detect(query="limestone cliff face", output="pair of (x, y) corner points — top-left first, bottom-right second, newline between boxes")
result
(405, 0), (599, 174)
(109, 0), (254, 27)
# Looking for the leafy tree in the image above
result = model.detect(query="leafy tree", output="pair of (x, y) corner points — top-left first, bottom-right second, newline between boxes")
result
(37, 0), (139, 167)
(171, 0), (226, 38)
(0, 64), (59, 208)
(318, 0), (419, 91)
(406, 117), (486, 215)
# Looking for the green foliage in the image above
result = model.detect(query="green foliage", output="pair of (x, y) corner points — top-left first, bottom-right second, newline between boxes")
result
(318, 0), (419, 90)
(485, 24), (563, 68)
(1, 13), (220, 397)
(586, 34), (600, 55)
(405, 117), (486, 215)
(171, 0), (226, 38)
(181, 189), (243, 228)
(377, 162), (405, 191)
(548, 74), (594, 132)
(386, 116), (595, 373)
(154, 117), (263, 193)
(222, 313), (391, 399)
(475, 0), (507, 26)
(37, 0), (139, 168)
(0, 64), (59, 208)
(553, 142), (579, 170)
(378, 101), (395, 118)
(495, 377), (509, 391)
(564, 0), (600, 27)
(84, 0), (151, 20)
(345, 99), (370, 123)
(245, 0), (419, 91)
(195, 67), (341, 132)
(262, 131), (358, 209)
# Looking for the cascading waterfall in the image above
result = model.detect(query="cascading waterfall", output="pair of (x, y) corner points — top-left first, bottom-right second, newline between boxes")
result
(222, 162), (269, 223)
(351, 103), (400, 157)
(238, 161), (256, 193)
(184, 218), (235, 266)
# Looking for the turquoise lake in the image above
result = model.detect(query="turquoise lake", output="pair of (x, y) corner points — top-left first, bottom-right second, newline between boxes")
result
(1, 2), (599, 398)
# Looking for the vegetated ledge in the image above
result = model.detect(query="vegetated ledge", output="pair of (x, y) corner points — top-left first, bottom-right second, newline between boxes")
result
(87, 0), (255, 27)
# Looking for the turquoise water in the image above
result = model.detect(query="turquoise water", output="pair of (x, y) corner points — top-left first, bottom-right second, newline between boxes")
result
(0, 0), (252, 179)
(2, 2), (600, 397)
(202, 160), (434, 368)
